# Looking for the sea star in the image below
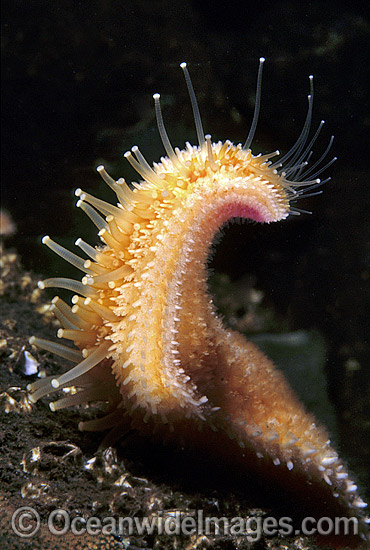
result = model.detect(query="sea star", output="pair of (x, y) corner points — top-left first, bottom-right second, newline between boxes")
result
(28, 59), (368, 544)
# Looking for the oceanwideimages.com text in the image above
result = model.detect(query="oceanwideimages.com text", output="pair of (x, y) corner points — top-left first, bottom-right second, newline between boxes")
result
(11, 506), (360, 540)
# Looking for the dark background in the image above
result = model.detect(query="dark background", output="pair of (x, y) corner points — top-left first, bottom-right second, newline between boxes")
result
(2, 0), (370, 496)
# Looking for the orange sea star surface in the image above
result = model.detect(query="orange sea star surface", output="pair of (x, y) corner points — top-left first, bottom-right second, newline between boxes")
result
(28, 60), (368, 545)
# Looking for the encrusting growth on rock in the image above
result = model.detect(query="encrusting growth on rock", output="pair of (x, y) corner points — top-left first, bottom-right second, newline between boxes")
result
(28, 59), (368, 545)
